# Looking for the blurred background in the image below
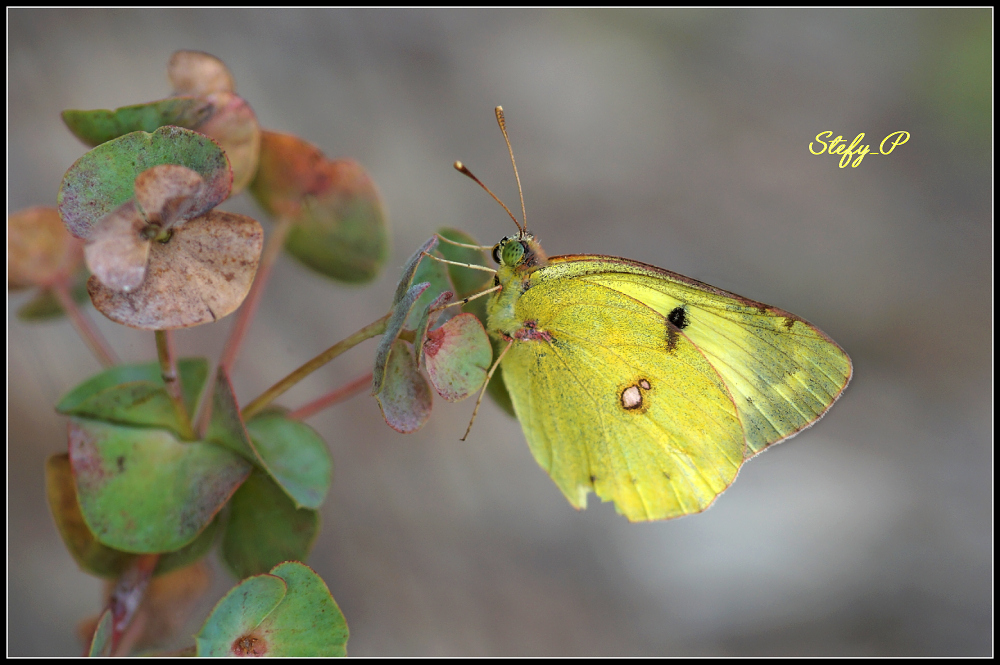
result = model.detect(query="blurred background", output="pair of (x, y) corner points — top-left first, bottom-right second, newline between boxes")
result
(8, 8), (991, 656)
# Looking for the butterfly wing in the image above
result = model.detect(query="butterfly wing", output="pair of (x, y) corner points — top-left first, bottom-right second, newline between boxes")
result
(535, 256), (853, 458)
(500, 276), (746, 522)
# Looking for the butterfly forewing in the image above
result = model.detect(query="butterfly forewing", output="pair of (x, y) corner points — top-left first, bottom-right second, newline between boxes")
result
(503, 277), (745, 521)
(536, 256), (853, 458)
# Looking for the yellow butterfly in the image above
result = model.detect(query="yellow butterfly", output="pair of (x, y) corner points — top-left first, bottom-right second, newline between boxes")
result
(463, 107), (852, 523)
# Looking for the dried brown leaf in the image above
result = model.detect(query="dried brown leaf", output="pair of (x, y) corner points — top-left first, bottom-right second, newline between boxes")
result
(195, 92), (261, 195)
(88, 211), (263, 329)
(84, 201), (151, 292)
(8, 206), (84, 289)
(134, 165), (205, 229)
(168, 51), (235, 97)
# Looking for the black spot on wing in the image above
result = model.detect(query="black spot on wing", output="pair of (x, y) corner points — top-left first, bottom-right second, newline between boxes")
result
(667, 306), (689, 329)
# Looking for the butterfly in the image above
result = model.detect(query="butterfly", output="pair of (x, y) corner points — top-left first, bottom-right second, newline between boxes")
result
(462, 107), (852, 522)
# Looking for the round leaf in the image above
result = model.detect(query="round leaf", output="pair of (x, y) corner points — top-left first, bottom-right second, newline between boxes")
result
(374, 340), (432, 434)
(196, 574), (287, 657)
(256, 562), (349, 657)
(86, 210), (263, 329)
(8, 206), (84, 289)
(250, 131), (387, 283)
(68, 418), (251, 553)
(133, 164), (205, 228)
(58, 126), (231, 240)
(424, 313), (492, 402)
(246, 411), (332, 510)
(220, 469), (320, 579)
(196, 92), (260, 194)
(84, 200), (150, 292)
(168, 50), (235, 97)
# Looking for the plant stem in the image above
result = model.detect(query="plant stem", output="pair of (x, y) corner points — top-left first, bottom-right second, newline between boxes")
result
(287, 371), (373, 421)
(242, 313), (390, 421)
(155, 330), (196, 440)
(52, 281), (119, 367)
(219, 215), (294, 373)
(108, 553), (159, 656)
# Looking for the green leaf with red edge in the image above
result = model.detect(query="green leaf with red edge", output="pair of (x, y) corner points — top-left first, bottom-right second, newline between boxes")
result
(255, 562), (349, 657)
(374, 340), (433, 434)
(61, 98), (213, 148)
(207, 369), (331, 510)
(58, 126), (231, 240)
(436, 228), (492, 299)
(424, 313), (492, 402)
(196, 562), (348, 657)
(57, 357), (208, 424)
(372, 282), (429, 396)
(219, 469), (319, 579)
(46, 453), (222, 578)
(250, 130), (387, 283)
(87, 609), (114, 657)
(196, 573), (287, 657)
(68, 418), (251, 553)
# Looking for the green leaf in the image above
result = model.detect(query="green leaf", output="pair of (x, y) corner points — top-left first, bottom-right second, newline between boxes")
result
(374, 341), (432, 434)
(463, 295), (515, 417)
(424, 313), (492, 402)
(207, 369), (331, 509)
(58, 126), (231, 240)
(246, 411), (332, 510)
(196, 562), (348, 657)
(61, 98), (213, 148)
(87, 609), (114, 657)
(220, 470), (320, 579)
(436, 228), (491, 299)
(56, 357), (208, 423)
(196, 573), (287, 657)
(406, 251), (452, 329)
(257, 562), (349, 657)
(68, 418), (251, 553)
(16, 275), (89, 322)
(46, 453), (222, 578)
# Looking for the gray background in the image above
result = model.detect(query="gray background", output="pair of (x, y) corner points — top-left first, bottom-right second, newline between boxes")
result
(8, 9), (991, 656)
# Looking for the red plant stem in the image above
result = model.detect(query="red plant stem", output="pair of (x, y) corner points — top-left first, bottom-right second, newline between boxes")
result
(287, 371), (373, 421)
(218, 215), (294, 373)
(108, 553), (159, 656)
(241, 313), (390, 421)
(51, 280), (119, 367)
(155, 330), (195, 440)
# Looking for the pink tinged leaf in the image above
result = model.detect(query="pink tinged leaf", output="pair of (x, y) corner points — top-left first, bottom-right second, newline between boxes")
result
(375, 341), (432, 434)
(84, 200), (151, 292)
(414, 290), (454, 367)
(7, 206), (84, 289)
(67, 418), (251, 553)
(195, 573), (286, 657)
(196, 92), (261, 195)
(133, 165), (205, 229)
(372, 281), (430, 395)
(254, 562), (349, 657)
(168, 50), (235, 97)
(87, 211), (263, 330)
(424, 313), (493, 402)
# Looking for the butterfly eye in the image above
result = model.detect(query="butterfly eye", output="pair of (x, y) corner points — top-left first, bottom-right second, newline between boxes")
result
(501, 239), (526, 266)
(491, 243), (502, 264)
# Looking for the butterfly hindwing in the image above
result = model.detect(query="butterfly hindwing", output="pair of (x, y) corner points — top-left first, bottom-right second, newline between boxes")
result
(502, 277), (745, 521)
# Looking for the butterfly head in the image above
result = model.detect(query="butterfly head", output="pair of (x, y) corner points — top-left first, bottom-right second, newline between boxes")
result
(492, 232), (548, 270)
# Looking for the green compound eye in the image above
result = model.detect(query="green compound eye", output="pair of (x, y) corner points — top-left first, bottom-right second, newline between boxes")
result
(501, 239), (526, 266)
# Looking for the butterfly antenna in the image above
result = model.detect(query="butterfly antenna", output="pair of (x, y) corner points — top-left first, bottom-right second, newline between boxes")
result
(461, 339), (513, 441)
(454, 161), (523, 234)
(495, 106), (527, 236)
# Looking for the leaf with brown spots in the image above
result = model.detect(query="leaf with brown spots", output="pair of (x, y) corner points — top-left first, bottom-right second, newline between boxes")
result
(87, 210), (263, 329)
(84, 201), (150, 292)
